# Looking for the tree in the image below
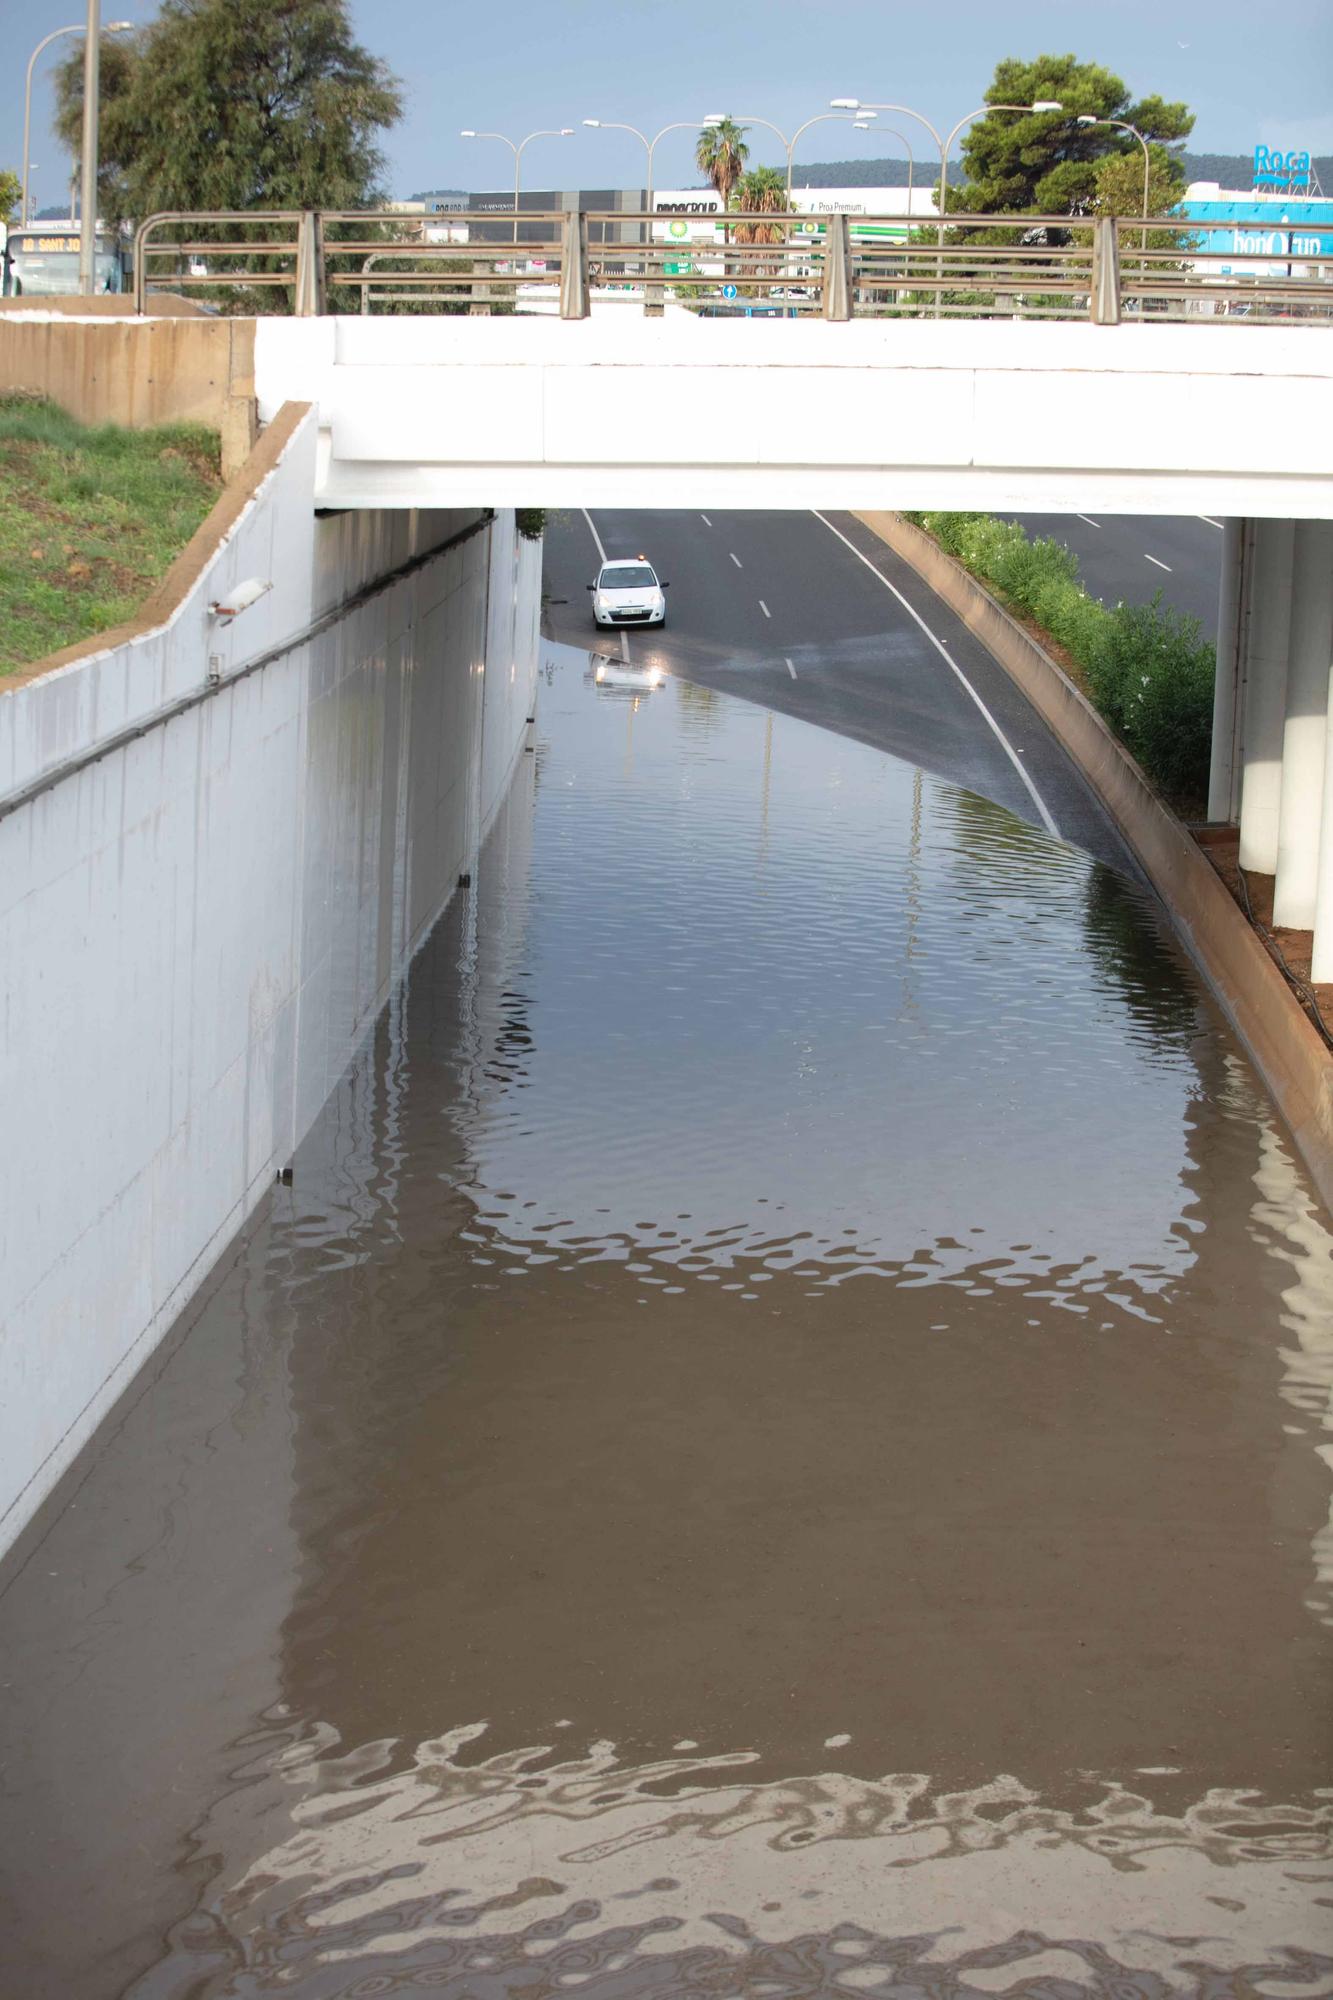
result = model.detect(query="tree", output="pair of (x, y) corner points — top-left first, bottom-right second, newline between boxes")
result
(0, 170), (20, 225)
(955, 55), (1193, 218)
(731, 165), (787, 242)
(731, 164), (787, 280)
(1092, 144), (1186, 219)
(695, 119), (748, 209)
(52, 0), (402, 227)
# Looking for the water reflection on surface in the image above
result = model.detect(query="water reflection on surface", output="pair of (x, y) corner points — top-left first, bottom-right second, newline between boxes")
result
(1, 643), (1331, 1996)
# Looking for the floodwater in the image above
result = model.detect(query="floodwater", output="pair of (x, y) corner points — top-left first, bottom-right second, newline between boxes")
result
(2, 643), (1332, 1996)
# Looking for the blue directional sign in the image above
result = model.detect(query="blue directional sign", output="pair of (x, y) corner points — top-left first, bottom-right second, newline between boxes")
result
(721, 283), (738, 300)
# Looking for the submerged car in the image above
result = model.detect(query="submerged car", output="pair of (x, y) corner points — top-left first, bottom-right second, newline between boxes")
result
(588, 558), (669, 628)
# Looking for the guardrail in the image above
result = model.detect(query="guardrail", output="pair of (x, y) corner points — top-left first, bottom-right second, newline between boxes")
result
(132, 209), (1333, 325)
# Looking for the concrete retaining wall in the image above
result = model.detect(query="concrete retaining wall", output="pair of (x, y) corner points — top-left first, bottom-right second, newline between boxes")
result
(0, 409), (541, 1549)
(0, 313), (257, 472)
(857, 509), (1333, 1214)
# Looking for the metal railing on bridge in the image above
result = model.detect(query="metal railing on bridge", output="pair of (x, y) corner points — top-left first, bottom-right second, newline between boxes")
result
(132, 209), (1333, 326)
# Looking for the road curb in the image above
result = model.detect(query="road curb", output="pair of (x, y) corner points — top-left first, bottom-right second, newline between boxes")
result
(854, 507), (1333, 1217)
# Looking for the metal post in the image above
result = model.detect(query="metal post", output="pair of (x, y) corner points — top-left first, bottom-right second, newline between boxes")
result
(1090, 216), (1122, 324)
(559, 209), (589, 319)
(294, 211), (325, 316)
(822, 210), (851, 320)
(77, 0), (101, 294)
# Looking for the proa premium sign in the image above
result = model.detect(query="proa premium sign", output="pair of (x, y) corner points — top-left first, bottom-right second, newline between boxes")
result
(1253, 145), (1312, 188)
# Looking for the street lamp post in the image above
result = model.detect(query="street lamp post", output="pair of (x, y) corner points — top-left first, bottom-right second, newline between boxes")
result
(831, 97), (1060, 310)
(22, 15), (131, 228)
(77, 0), (101, 293)
(1077, 113), (1152, 256)
(934, 102), (1064, 250)
(583, 116), (722, 308)
(716, 110), (877, 202)
(583, 116), (722, 243)
(460, 126), (574, 245)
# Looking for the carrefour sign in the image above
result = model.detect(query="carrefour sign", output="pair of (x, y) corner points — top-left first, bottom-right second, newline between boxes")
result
(1254, 145), (1312, 187)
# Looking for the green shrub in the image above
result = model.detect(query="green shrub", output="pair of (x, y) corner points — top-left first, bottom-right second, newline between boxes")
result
(909, 509), (1214, 805)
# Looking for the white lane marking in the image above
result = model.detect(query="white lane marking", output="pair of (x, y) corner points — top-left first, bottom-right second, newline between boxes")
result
(619, 630), (630, 663)
(700, 513), (713, 527)
(581, 508), (608, 564)
(1144, 553), (1172, 571)
(1076, 514), (1101, 529)
(812, 512), (1061, 840)
(1198, 515), (1224, 529)
(759, 599), (771, 618)
(785, 657), (797, 679)
(729, 551), (743, 569)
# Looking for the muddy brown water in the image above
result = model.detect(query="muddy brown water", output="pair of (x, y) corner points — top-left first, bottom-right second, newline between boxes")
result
(1, 645), (1331, 1996)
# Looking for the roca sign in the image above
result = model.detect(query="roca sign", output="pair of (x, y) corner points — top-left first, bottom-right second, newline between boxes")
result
(1253, 145), (1312, 187)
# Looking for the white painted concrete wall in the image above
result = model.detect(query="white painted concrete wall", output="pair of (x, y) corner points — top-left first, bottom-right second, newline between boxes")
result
(254, 316), (1333, 518)
(0, 412), (540, 1549)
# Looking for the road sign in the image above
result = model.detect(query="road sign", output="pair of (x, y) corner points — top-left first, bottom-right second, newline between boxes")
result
(722, 283), (738, 300)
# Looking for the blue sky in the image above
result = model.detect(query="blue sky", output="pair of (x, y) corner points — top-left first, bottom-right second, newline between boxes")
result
(6, 0), (1331, 214)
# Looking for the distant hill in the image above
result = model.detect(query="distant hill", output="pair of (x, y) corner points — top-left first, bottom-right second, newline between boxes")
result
(788, 151), (1332, 191)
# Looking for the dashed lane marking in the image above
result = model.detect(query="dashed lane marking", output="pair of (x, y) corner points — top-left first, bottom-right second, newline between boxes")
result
(730, 552), (743, 569)
(759, 600), (771, 618)
(1076, 514), (1101, 529)
(1199, 515), (1224, 529)
(812, 512), (1061, 841)
(700, 513), (713, 527)
(1144, 553), (1172, 571)
(785, 657), (797, 679)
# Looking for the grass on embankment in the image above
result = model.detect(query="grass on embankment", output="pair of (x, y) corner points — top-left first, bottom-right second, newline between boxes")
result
(902, 511), (1216, 816)
(0, 395), (223, 675)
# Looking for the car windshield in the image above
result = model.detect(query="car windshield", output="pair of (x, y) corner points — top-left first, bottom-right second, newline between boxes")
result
(600, 565), (655, 590)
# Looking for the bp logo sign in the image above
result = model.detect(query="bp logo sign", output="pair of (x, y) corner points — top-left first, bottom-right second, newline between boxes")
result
(668, 219), (689, 239)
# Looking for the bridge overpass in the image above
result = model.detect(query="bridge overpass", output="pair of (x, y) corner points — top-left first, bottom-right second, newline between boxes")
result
(254, 316), (1333, 519)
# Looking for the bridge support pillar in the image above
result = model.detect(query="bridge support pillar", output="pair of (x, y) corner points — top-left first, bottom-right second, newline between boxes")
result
(1237, 518), (1294, 876)
(1208, 519), (1246, 823)
(1274, 524), (1333, 932)
(1312, 659), (1333, 983)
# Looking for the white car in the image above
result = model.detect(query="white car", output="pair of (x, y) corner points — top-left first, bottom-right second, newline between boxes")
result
(588, 558), (669, 629)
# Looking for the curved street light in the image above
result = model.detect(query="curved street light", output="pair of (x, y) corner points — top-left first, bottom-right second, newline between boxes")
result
(22, 18), (132, 227)
(1077, 113), (1153, 255)
(582, 116), (722, 238)
(831, 96), (1061, 311)
(935, 102), (1064, 244)
(460, 126), (574, 244)
(716, 109), (877, 202)
(583, 116), (723, 306)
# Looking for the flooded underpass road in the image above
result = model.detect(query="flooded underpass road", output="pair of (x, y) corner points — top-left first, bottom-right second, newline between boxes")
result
(2, 641), (1332, 1995)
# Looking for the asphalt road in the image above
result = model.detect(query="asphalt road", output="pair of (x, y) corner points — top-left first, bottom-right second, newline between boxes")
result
(544, 506), (1139, 873)
(1008, 511), (1223, 635)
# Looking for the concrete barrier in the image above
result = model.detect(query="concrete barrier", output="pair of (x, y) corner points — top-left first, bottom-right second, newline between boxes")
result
(0, 407), (541, 1550)
(0, 313), (257, 472)
(856, 509), (1333, 1215)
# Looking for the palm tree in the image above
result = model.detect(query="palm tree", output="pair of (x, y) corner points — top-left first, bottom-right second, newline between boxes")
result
(695, 118), (749, 208)
(731, 164), (789, 281)
(696, 118), (748, 283)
